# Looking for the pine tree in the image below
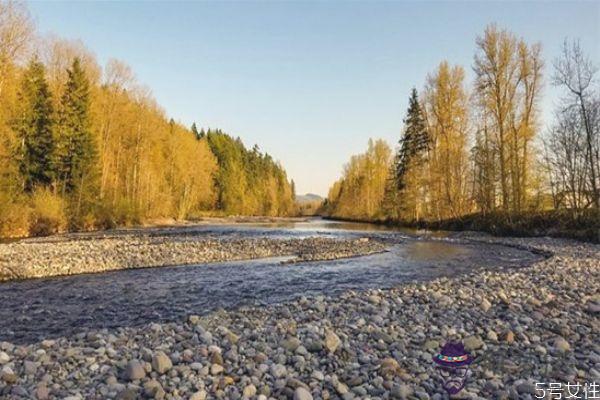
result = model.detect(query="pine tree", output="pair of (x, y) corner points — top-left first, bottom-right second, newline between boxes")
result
(381, 166), (400, 219)
(55, 58), (97, 199)
(13, 58), (55, 192)
(191, 122), (200, 139)
(395, 88), (429, 191)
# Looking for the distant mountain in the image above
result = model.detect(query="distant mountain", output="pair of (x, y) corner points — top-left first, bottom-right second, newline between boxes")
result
(296, 193), (324, 204)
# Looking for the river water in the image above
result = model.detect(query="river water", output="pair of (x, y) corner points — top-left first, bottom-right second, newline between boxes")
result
(0, 219), (543, 344)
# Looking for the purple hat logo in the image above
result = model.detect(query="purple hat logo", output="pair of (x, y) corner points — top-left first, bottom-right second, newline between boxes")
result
(433, 342), (474, 395)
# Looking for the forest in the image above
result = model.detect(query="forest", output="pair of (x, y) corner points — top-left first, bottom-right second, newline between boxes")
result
(0, 2), (295, 237)
(324, 25), (600, 240)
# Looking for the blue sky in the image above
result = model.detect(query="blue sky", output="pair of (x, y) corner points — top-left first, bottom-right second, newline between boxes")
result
(29, 1), (600, 196)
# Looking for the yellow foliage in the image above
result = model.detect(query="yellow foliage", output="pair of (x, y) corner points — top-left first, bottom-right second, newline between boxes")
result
(29, 188), (67, 236)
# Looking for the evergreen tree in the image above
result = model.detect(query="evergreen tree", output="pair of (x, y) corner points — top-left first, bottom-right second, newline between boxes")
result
(55, 58), (97, 198)
(191, 122), (200, 139)
(13, 57), (55, 192)
(290, 179), (296, 200)
(395, 88), (429, 191)
(381, 166), (400, 219)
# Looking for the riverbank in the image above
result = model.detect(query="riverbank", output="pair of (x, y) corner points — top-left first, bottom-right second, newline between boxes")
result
(324, 209), (600, 243)
(0, 233), (386, 282)
(0, 235), (598, 399)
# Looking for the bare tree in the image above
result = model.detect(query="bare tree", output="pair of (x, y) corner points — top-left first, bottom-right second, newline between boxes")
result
(552, 39), (599, 208)
(0, 1), (34, 96)
(544, 106), (591, 210)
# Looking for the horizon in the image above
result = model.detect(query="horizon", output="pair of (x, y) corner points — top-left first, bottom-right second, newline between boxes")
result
(29, 0), (600, 196)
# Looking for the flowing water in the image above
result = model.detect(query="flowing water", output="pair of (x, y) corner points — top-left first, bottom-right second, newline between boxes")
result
(0, 219), (544, 344)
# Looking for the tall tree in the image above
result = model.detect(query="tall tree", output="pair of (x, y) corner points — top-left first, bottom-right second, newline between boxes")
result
(326, 139), (392, 219)
(390, 88), (430, 220)
(55, 58), (97, 220)
(552, 39), (599, 209)
(395, 88), (429, 191)
(191, 122), (200, 140)
(473, 24), (543, 212)
(472, 112), (497, 213)
(423, 61), (471, 219)
(13, 57), (54, 192)
(0, 1), (34, 97)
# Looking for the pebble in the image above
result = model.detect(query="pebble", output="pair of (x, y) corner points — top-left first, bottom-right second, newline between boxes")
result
(294, 387), (313, 400)
(190, 390), (207, 400)
(270, 363), (287, 378)
(0, 235), (596, 400)
(0, 235), (386, 281)
(554, 337), (571, 352)
(480, 298), (492, 312)
(324, 329), (341, 353)
(210, 363), (224, 375)
(464, 335), (484, 351)
(151, 351), (173, 374)
(125, 360), (146, 380)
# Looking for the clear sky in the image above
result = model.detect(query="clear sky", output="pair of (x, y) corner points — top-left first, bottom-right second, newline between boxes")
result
(28, 1), (600, 196)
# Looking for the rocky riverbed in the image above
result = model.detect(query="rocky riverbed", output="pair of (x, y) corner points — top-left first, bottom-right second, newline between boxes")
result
(0, 235), (598, 399)
(0, 235), (386, 281)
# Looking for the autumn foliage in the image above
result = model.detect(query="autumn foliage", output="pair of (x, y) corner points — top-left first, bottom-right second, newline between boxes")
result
(0, 2), (295, 237)
(326, 25), (599, 228)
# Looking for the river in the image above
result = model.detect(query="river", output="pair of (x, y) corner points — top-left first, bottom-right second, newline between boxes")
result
(0, 218), (543, 344)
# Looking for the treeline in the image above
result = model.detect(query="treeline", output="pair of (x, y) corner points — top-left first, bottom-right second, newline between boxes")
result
(0, 2), (295, 237)
(205, 129), (295, 216)
(325, 25), (600, 230)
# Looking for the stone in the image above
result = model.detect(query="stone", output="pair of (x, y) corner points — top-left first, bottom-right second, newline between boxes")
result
(271, 363), (287, 378)
(464, 335), (484, 351)
(125, 360), (146, 380)
(1, 366), (17, 384)
(587, 302), (600, 314)
(243, 384), (257, 397)
(0, 351), (9, 365)
(391, 384), (413, 399)
(294, 387), (313, 400)
(225, 330), (239, 344)
(380, 357), (401, 377)
(190, 362), (203, 371)
(554, 337), (571, 352)
(311, 370), (325, 381)
(480, 298), (492, 312)
(190, 390), (207, 400)
(487, 330), (498, 341)
(151, 351), (173, 374)
(117, 388), (138, 400)
(35, 384), (49, 400)
(210, 363), (224, 375)
(24, 360), (37, 375)
(211, 351), (224, 365)
(516, 381), (536, 394)
(423, 340), (439, 350)
(306, 340), (322, 353)
(144, 380), (163, 398)
(11, 385), (28, 397)
(324, 329), (341, 353)
(335, 381), (349, 395)
(281, 337), (301, 352)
